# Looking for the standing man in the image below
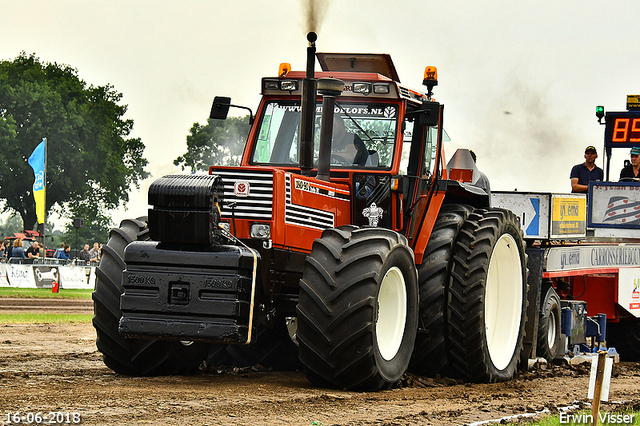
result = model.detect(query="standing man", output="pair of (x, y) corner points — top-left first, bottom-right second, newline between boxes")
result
(570, 145), (603, 193)
(620, 147), (640, 181)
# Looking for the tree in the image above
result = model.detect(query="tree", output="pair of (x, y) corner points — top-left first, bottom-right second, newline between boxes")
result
(61, 197), (112, 249)
(174, 115), (250, 172)
(0, 212), (23, 240)
(0, 53), (149, 230)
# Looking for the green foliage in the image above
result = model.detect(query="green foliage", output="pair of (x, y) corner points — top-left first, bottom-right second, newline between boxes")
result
(60, 192), (112, 246)
(0, 313), (92, 324)
(0, 287), (93, 299)
(174, 115), (250, 172)
(0, 52), (149, 230)
(0, 212), (24, 239)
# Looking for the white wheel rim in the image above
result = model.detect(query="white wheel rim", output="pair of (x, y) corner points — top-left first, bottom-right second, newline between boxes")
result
(547, 308), (557, 350)
(376, 266), (407, 361)
(484, 233), (523, 371)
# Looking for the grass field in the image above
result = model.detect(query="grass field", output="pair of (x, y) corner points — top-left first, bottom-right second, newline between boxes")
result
(0, 313), (92, 323)
(0, 287), (93, 299)
(0, 288), (93, 323)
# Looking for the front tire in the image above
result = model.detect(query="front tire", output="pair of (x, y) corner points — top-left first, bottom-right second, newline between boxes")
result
(297, 226), (419, 391)
(447, 208), (528, 382)
(92, 218), (210, 375)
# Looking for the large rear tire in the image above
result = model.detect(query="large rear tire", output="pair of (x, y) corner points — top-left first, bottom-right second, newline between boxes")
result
(92, 218), (212, 375)
(537, 285), (561, 361)
(409, 204), (473, 377)
(297, 226), (419, 391)
(447, 208), (527, 382)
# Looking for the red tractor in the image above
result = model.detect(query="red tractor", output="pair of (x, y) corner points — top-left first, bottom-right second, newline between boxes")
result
(92, 33), (528, 390)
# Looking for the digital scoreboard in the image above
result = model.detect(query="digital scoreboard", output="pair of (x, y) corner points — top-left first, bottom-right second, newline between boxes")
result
(604, 111), (640, 148)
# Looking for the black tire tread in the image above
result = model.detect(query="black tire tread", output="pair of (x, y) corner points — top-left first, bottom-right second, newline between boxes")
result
(297, 226), (418, 391)
(447, 208), (527, 383)
(537, 285), (561, 361)
(410, 204), (473, 377)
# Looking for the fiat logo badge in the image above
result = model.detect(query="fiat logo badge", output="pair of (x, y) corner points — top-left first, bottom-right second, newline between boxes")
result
(234, 181), (250, 197)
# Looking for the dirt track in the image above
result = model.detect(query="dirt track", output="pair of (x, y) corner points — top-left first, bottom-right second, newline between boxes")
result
(1, 302), (640, 425)
(0, 298), (92, 314)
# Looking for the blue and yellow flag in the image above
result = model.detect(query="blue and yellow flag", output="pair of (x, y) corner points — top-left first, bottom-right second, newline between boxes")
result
(28, 138), (46, 224)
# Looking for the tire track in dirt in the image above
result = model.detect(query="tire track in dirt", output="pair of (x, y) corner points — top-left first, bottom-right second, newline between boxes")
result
(0, 297), (92, 314)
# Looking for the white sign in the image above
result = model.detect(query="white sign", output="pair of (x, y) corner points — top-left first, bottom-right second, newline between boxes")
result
(6, 264), (37, 288)
(546, 245), (640, 272)
(587, 355), (613, 401)
(492, 192), (550, 239)
(0, 264), (9, 286)
(58, 265), (92, 289)
(618, 268), (640, 318)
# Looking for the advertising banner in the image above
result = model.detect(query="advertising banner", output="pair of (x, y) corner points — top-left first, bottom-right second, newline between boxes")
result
(0, 264), (9, 286)
(550, 194), (587, 238)
(32, 265), (59, 288)
(589, 182), (640, 228)
(58, 265), (93, 289)
(6, 264), (37, 288)
(618, 268), (640, 318)
(1, 263), (95, 289)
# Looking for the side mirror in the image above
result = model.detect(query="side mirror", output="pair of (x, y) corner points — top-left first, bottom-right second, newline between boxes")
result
(210, 96), (231, 120)
(417, 101), (440, 127)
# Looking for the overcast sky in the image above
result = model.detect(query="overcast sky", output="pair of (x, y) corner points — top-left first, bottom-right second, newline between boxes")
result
(2, 0), (640, 226)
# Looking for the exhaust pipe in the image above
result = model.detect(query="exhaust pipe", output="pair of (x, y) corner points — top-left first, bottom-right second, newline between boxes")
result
(299, 32), (318, 176)
(316, 78), (344, 181)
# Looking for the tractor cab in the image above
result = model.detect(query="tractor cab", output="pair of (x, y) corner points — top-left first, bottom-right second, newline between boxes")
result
(208, 48), (466, 263)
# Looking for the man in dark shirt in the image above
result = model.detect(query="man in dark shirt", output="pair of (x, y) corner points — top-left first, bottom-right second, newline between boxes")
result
(79, 244), (91, 262)
(570, 145), (603, 193)
(25, 241), (40, 260)
(620, 146), (640, 181)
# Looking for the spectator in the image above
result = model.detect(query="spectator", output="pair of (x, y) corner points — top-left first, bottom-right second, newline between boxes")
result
(25, 241), (41, 260)
(4, 240), (12, 261)
(53, 243), (64, 259)
(58, 244), (71, 260)
(570, 145), (603, 193)
(79, 244), (91, 262)
(89, 242), (100, 261)
(12, 238), (26, 259)
(620, 146), (640, 181)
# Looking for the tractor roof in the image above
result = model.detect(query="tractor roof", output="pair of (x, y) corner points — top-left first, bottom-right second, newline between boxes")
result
(316, 53), (400, 83)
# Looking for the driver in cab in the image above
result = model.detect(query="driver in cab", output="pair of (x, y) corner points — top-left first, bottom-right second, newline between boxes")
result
(331, 115), (368, 166)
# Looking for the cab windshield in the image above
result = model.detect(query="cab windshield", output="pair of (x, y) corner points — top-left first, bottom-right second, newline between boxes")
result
(251, 100), (398, 168)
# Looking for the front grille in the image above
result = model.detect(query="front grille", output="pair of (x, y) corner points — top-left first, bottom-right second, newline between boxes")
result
(284, 174), (335, 230)
(214, 169), (274, 220)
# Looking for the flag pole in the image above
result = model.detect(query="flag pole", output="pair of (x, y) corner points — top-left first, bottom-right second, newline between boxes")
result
(43, 137), (47, 255)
